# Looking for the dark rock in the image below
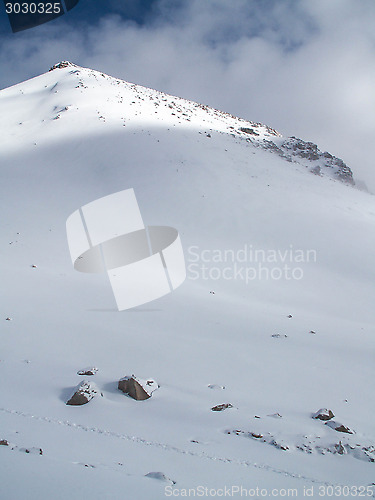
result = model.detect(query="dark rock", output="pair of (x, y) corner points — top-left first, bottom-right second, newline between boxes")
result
(0, 439), (9, 446)
(312, 408), (334, 421)
(211, 403), (233, 412)
(240, 127), (259, 136)
(66, 380), (99, 405)
(325, 420), (354, 434)
(118, 376), (158, 401)
(77, 367), (98, 376)
(333, 424), (354, 434)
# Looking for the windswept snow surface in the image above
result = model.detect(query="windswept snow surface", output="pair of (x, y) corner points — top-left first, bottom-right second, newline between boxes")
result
(1, 63), (374, 499)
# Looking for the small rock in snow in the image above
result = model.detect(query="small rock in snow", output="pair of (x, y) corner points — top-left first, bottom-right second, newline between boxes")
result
(77, 366), (98, 376)
(211, 403), (233, 412)
(312, 408), (335, 421)
(0, 439), (9, 446)
(334, 441), (347, 455)
(20, 447), (43, 455)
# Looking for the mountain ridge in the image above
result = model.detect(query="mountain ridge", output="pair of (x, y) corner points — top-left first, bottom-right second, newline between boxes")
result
(2, 60), (354, 185)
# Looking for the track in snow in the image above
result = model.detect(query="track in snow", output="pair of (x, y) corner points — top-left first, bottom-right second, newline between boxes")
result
(0, 406), (344, 487)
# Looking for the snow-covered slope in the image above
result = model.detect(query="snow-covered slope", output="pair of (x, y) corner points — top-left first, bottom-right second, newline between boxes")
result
(1, 62), (374, 499)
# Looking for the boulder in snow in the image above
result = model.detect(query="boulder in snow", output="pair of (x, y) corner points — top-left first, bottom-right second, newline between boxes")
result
(0, 439), (9, 446)
(312, 408), (335, 421)
(118, 375), (159, 401)
(325, 420), (354, 434)
(66, 380), (100, 406)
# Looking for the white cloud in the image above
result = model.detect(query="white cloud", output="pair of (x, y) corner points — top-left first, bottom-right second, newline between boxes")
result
(1, 0), (374, 189)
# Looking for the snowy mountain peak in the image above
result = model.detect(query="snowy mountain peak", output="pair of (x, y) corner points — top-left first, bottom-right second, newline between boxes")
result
(1, 62), (354, 185)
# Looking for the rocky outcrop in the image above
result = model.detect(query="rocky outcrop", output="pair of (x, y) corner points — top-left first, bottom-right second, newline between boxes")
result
(66, 380), (100, 405)
(258, 136), (354, 185)
(49, 61), (77, 71)
(118, 375), (159, 401)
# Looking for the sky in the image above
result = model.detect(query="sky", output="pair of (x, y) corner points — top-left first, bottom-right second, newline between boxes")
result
(0, 0), (374, 191)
